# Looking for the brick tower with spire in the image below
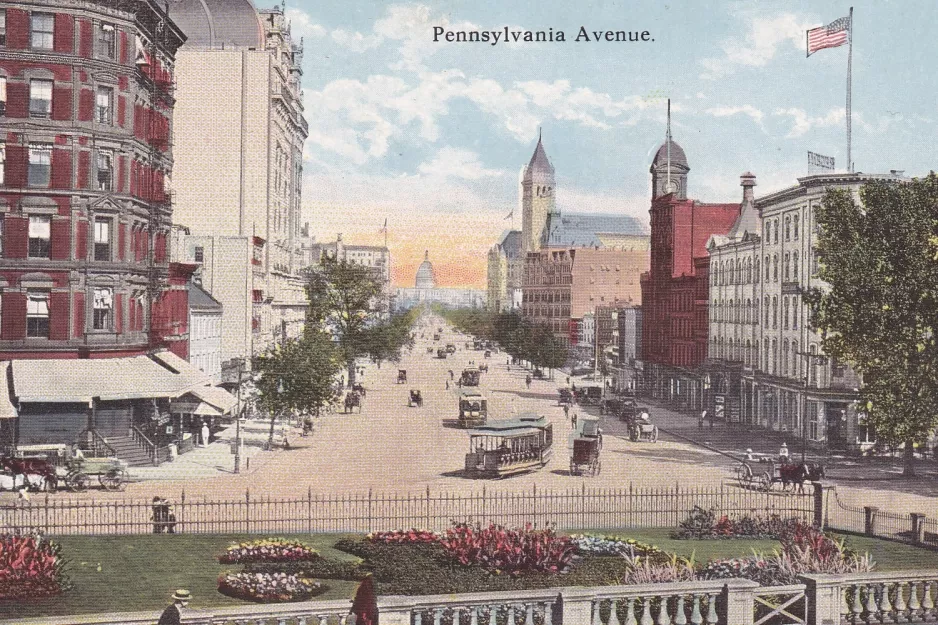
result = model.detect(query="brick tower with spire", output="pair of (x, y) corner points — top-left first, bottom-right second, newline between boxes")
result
(520, 130), (556, 255)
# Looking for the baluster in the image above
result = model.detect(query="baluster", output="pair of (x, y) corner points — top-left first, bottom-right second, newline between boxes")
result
(640, 597), (654, 625)
(470, 606), (480, 625)
(674, 596), (687, 625)
(894, 582), (908, 623)
(279, 619), (289, 625)
(297, 618), (308, 625)
(435, 608), (444, 625)
(879, 582), (894, 624)
(507, 604), (517, 625)
(851, 583), (865, 625)
(625, 598), (638, 625)
(543, 601), (553, 625)
(656, 595), (671, 625)
(839, 586), (850, 625)
(923, 581), (936, 619)
(523, 604), (534, 625)
(489, 604), (498, 625)
(866, 584), (880, 622)
(318, 616), (330, 625)
(415, 610), (423, 625)
(592, 600), (603, 625)
(690, 595), (703, 625)
(907, 582), (922, 621)
(704, 593), (718, 625)
(454, 607), (463, 625)
(608, 599), (621, 625)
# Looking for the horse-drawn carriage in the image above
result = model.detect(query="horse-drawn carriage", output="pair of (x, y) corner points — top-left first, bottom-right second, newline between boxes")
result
(63, 456), (129, 492)
(433, 334), (441, 341)
(574, 385), (604, 406)
(344, 391), (363, 414)
(736, 457), (825, 493)
(484, 350), (491, 358)
(458, 391), (487, 428)
(445, 344), (457, 354)
(464, 413), (553, 479)
(397, 369), (407, 384)
(437, 349), (447, 359)
(558, 388), (575, 407)
(408, 389), (423, 408)
(627, 410), (658, 443)
(1, 447), (128, 492)
(459, 367), (481, 387)
(569, 416), (602, 476)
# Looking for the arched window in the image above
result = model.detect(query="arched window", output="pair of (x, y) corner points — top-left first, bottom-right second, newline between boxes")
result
(772, 339), (778, 374)
(765, 221), (771, 243)
(785, 217), (791, 241)
(735, 259), (741, 284)
(729, 299), (734, 323)
(794, 215), (800, 240)
(783, 339), (789, 375)
(784, 253), (790, 280)
(746, 257), (752, 282)
(712, 264), (718, 286)
(792, 297), (799, 329)
(773, 255), (778, 281)
(754, 258), (760, 283)
(746, 298), (752, 324)
(764, 296), (770, 328)
(774, 219), (779, 244)
(765, 255), (770, 282)
(764, 338), (770, 371)
(772, 296), (778, 329)
(746, 339), (752, 366)
(755, 297), (760, 321)
(783, 296), (790, 329)
(792, 341), (799, 377)
(793, 255), (799, 280)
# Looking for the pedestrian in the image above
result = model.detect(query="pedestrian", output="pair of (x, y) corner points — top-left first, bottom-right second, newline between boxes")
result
(152, 496), (165, 534)
(572, 413), (578, 429)
(507, 357), (510, 365)
(563, 405), (570, 420)
(709, 412), (715, 430)
(158, 589), (191, 625)
(699, 409), (706, 431)
(566, 376), (571, 386)
(445, 380), (449, 390)
(201, 420), (210, 447)
(525, 375), (531, 389)
(778, 442), (789, 463)
(745, 448), (756, 462)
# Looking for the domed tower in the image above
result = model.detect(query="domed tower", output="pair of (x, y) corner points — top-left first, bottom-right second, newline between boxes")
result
(650, 100), (690, 200)
(415, 251), (436, 289)
(520, 130), (556, 254)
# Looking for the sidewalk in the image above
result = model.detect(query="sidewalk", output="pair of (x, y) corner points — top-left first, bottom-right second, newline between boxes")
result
(639, 396), (938, 483)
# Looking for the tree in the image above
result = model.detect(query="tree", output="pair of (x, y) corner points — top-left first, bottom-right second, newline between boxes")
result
(527, 322), (567, 378)
(806, 174), (938, 475)
(305, 256), (410, 387)
(252, 329), (341, 447)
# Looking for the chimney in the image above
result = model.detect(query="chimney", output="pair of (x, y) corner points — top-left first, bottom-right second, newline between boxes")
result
(740, 172), (757, 205)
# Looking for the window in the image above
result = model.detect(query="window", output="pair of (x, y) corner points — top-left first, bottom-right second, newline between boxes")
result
(93, 287), (113, 330)
(772, 296), (778, 329)
(96, 87), (113, 124)
(784, 253), (790, 280)
(28, 215), (51, 257)
(94, 217), (111, 260)
(0, 141), (4, 185)
(764, 296), (769, 327)
(794, 215), (800, 240)
(98, 23), (116, 59)
(0, 9), (6, 47)
(31, 13), (54, 49)
(96, 150), (113, 191)
(774, 219), (779, 244)
(26, 291), (49, 337)
(783, 297), (790, 329)
(764, 255), (770, 282)
(0, 76), (6, 116)
(194, 246), (204, 263)
(792, 297), (799, 329)
(764, 221), (771, 243)
(28, 144), (52, 187)
(773, 255), (778, 281)
(29, 79), (53, 118)
(793, 255), (799, 280)
(785, 217), (791, 241)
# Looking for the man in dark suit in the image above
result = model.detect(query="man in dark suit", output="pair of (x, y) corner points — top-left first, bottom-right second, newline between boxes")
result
(158, 589), (191, 625)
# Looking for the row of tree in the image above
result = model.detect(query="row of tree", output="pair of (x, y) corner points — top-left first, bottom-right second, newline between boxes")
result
(441, 308), (568, 374)
(253, 257), (417, 443)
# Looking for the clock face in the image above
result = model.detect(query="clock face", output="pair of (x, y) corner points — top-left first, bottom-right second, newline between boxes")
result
(664, 178), (678, 194)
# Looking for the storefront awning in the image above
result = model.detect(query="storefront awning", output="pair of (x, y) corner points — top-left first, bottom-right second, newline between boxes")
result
(0, 363), (16, 419)
(188, 385), (236, 414)
(12, 356), (203, 404)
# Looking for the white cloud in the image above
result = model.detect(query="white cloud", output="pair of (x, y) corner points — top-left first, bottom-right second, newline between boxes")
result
(773, 107), (845, 138)
(285, 8), (327, 39)
(700, 13), (815, 79)
(330, 29), (382, 53)
(706, 105), (764, 124)
(418, 148), (504, 180)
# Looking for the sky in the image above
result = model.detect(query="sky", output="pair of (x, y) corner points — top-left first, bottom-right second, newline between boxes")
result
(286, 0), (938, 288)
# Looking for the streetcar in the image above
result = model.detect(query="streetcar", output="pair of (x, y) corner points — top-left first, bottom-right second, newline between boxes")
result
(464, 413), (553, 479)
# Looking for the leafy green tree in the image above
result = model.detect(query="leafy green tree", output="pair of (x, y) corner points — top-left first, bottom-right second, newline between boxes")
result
(807, 174), (938, 475)
(305, 256), (410, 387)
(527, 322), (567, 378)
(253, 330), (341, 446)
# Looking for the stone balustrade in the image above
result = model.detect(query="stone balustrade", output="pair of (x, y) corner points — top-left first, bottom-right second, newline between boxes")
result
(803, 570), (938, 625)
(376, 588), (562, 625)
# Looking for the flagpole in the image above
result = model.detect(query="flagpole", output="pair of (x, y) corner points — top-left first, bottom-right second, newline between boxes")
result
(846, 6), (853, 173)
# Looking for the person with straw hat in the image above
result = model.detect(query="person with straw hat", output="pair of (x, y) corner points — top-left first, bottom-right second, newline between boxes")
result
(158, 589), (191, 625)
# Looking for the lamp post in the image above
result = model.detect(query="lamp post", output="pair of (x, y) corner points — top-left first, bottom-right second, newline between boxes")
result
(796, 350), (829, 463)
(233, 358), (247, 474)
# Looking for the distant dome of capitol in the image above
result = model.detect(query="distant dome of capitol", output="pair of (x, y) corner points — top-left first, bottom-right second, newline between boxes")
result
(415, 250), (436, 289)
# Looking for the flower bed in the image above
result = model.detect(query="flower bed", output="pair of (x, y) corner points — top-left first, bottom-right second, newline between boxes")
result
(441, 522), (575, 576)
(366, 529), (439, 545)
(217, 571), (325, 603)
(671, 506), (803, 539)
(0, 531), (71, 601)
(218, 538), (320, 564)
(570, 535), (668, 563)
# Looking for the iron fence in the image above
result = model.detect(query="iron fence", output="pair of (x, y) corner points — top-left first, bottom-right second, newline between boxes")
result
(826, 488), (938, 548)
(0, 484), (816, 536)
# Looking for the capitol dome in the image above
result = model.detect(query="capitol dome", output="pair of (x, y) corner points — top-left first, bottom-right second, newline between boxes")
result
(415, 251), (436, 289)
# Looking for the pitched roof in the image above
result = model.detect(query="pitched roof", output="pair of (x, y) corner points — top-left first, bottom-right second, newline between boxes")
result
(498, 230), (523, 257)
(544, 213), (647, 248)
(188, 283), (223, 311)
(523, 135), (554, 179)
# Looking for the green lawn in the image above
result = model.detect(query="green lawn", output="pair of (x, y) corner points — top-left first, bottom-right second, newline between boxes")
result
(3, 530), (933, 620)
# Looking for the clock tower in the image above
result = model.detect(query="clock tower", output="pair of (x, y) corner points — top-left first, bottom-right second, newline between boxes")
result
(650, 99), (690, 201)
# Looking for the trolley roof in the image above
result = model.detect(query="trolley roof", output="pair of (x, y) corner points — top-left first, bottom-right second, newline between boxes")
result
(467, 413), (548, 437)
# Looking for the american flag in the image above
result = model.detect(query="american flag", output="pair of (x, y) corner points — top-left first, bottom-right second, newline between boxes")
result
(807, 16), (850, 56)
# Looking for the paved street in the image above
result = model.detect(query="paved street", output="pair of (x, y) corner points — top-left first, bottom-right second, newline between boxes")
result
(4, 315), (936, 519)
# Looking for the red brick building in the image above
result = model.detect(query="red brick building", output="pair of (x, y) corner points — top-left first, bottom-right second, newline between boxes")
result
(640, 133), (740, 410)
(0, 0), (186, 359)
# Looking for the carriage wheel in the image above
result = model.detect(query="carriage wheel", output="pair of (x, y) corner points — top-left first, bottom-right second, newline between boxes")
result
(650, 426), (659, 443)
(100, 469), (127, 492)
(629, 427), (639, 442)
(595, 459), (601, 476)
(736, 463), (753, 489)
(68, 472), (90, 492)
(758, 472), (772, 492)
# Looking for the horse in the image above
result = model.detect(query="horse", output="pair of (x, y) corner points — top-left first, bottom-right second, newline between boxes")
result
(778, 462), (826, 493)
(0, 457), (58, 491)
